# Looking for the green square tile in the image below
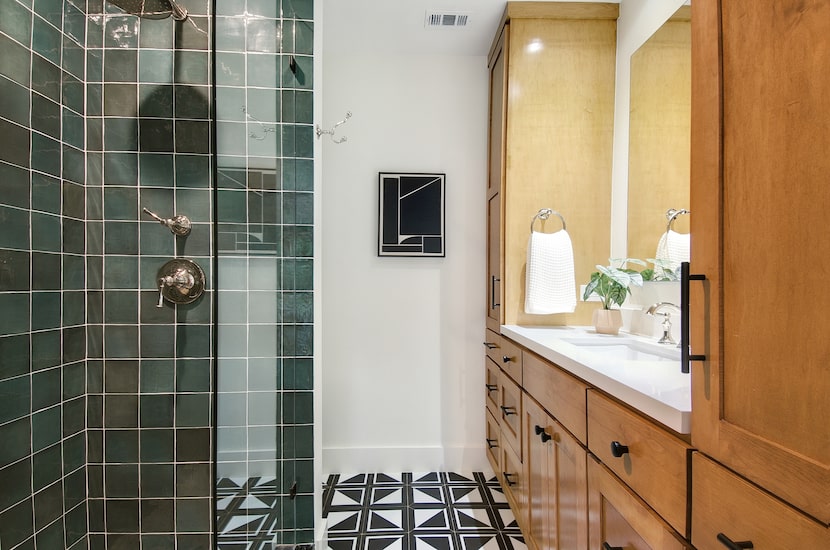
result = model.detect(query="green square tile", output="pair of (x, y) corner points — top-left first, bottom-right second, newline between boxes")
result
(30, 173), (58, 215)
(139, 222), (175, 256)
(247, 18), (279, 53)
(31, 251), (60, 290)
(63, 180), (85, 219)
(104, 152), (138, 185)
(141, 498), (175, 532)
(33, 0), (61, 26)
(139, 84), (173, 118)
(284, 0), (313, 19)
(63, 361), (85, 400)
(65, 501), (87, 546)
(215, 121), (246, 156)
(140, 359), (174, 392)
(33, 16), (61, 65)
(175, 154), (211, 188)
(176, 50), (208, 85)
(246, 53), (278, 88)
(62, 73), (84, 114)
(215, 16), (245, 51)
(64, 467), (86, 509)
(0, 76), (30, 127)
(140, 463), (174, 497)
(216, 189), (246, 223)
(105, 394), (138, 428)
(104, 325), (138, 358)
(175, 463), (210, 497)
(0, 416), (32, 468)
(30, 54), (60, 101)
(174, 187), (211, 221)
(31, 212), (61, 252)
(32, 367), (61, 412)
(62, 147), (84, 186)
(106, 464), (139, 498)
(32, 406), (61, 452)
(104, 256), (138, 289)
(175, 498), (211, 532)
(32, 475), (62, 531)
(282, 424), (313, 458)
(31, 330), (60, 371)
(105, 499), (139, 533)
(138, 16), (173, 49)
(0, 34), (31, 87)
(139, 324), (175, 358)
(175, 393), (209, 427)
(138, 49), (174, 83)
(176, 358), (211, 392)
(174, 119), (210, 154)
(63, 217), (85, 254)
(32, 444), (61, 492)
(138, 152), (174, 187)
(63, 254), (85, 290)
(140, 394), (173, 428)
(104, 429), (139, 463)
(31, 292), (59, 331)
(174, 85), (210, 119)
(0, 249), (30, 292)
(104, 83), (138, 116)
(64, 2), (85, 43)
(0, 376), (29, 428)
(0, 293), (29, 336)
(61, 291), (85, 328)
(0, 334), (30, 379)
(62, 394), (85, 436)
(139, 430), (174, 462)
(175, 324), (211, 359)
(63, 430), (86, 472)
(63, 108), (85, 149)
(30, 132), (60, 176)
(174, 428), (209, 461)
(138, 118), (174, 152)
(284, 358), (312, 390)
(104, 48), (137, 82)
(0, 0), (33, 46)
(0, 162), (30, 210)
(0, 206), (31, 250)
(0, 497), (34, 548)
(215, 52), (245, 87)
(104, 187), (139, 221)
(105, 117), (139, 152)
(103, 222), (139, 255)
(0, 119), (30, 169)
(63, 35), (85, 80)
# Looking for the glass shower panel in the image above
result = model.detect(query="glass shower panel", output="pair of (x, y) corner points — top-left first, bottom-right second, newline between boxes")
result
(214, 0), (314, 547)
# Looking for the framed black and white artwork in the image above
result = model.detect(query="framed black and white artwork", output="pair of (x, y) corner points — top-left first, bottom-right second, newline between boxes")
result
(378, 172), (446, 257)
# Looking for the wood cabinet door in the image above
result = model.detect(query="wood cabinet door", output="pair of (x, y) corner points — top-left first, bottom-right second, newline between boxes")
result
(523, 396), (588, 550)
(588, 457), (689, 550)
(486, 27), (506, 332)
(690, 0), (830, 523)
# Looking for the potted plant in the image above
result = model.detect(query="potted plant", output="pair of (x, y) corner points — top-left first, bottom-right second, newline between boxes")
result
(583, 258), (645, 334)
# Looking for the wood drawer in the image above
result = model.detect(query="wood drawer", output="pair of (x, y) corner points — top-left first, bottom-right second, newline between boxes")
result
(523, 350), (588, 445)
(587, 390), (690, 536)
(499, 435), (527, 531)
(484, 329), (522, 384)
(485, 356), (500, 417)
(692, 453), (829, 549)
(499, 369), (522, 459)
(485, 408), (500, 473)
(588, 457), (690, 550)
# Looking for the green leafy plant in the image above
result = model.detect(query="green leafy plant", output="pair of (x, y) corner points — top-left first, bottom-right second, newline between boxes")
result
(583, 258), (645, 309)
(641, 258), (680, 282)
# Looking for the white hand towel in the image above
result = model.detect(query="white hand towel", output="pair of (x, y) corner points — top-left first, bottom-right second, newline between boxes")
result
(524, 229), (577, 315)
(655, 229), (690, 274)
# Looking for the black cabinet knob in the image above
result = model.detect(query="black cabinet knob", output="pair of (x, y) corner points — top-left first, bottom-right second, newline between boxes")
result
(502, 355), (512, 364)
(534, 424), (552, 442)
(717, 533), (754, 549)
(610, 441), (629, 457)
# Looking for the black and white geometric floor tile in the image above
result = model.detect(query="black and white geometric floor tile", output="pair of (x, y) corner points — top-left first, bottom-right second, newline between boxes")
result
(323, 472), (526, 550)
(216, 476), (284, 549)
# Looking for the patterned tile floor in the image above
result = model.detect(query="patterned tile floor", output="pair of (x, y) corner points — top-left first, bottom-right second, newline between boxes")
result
(216, 476), (283, 549)
(323, 472), (527, 550)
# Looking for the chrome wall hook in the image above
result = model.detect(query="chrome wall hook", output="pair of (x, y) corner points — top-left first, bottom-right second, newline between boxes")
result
(315, 111), (352, 144)
(143, 207), (192, 236)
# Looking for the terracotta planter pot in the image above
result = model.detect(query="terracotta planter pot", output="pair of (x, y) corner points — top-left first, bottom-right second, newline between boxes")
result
(593, 309), (623, 335)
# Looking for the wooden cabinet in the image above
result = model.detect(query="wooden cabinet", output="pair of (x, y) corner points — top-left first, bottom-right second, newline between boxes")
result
(692, 453), (828, 549)
(588, 457), (690, 550)
(690, 0), (830, 524)
(523, 395), (588, 550)
(485, 2), (618, 330)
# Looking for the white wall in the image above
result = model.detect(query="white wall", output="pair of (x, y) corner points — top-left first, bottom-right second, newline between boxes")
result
(320, 48), (489, 474)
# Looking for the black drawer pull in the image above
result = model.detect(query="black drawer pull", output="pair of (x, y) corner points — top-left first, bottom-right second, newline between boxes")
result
(680, 261), (707, 374)
(610, 441), (629, 457)
(486, 384), (498, 392)
(717, 533), (754, 549)
(602, 544), (623, 550)
(490, 275), (500, 309)
(502, 472), (516, 486)
(534, 425), (552, 442)
(502, 355), (512, 364)
(483, 341), (498, 349)
(500, 406), (517, 416)
(486, 438), (498, 449)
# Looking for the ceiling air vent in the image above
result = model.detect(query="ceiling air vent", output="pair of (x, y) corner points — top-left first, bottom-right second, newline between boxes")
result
(425, 11), (470, 28)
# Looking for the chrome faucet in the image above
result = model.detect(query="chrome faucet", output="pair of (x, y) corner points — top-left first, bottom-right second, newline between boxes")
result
(645, 302), (681, 345)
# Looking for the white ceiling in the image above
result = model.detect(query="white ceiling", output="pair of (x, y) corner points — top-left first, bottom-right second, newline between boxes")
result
(322, 0), (620, 57)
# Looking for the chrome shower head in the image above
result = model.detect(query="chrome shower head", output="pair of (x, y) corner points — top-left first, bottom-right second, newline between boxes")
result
(107, 0), (188, 20)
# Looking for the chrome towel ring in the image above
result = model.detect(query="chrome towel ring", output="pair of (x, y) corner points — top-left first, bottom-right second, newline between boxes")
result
(531, 208), (567, 233)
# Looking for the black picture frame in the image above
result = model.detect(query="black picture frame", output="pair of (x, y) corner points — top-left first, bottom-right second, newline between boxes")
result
(378, 172), (446, 257)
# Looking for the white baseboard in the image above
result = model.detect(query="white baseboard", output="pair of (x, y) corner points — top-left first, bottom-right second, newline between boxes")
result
(322, 445), (492, 476)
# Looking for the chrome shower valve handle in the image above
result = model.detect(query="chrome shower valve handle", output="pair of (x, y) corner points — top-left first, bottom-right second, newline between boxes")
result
(143, 207), (192, 236)
(156, 259), (205, 307)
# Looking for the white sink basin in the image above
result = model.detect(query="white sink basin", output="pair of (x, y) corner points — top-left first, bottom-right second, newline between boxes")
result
(560, 337), (681, 362)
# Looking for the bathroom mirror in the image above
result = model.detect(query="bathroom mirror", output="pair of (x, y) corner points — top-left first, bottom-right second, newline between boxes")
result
(626, 6), (691, 264)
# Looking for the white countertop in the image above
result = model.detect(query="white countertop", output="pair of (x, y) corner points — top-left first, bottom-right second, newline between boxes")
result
(501, 325), (691, 434)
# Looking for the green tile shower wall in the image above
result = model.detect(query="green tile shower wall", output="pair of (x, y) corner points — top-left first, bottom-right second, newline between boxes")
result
(0, 0), (314, 545)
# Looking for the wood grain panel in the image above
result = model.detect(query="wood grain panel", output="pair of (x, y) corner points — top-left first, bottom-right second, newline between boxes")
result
(503, 18), (616, 327)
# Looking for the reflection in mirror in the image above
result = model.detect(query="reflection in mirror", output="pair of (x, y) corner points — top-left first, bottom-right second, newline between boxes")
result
(627, 6), (691, 268)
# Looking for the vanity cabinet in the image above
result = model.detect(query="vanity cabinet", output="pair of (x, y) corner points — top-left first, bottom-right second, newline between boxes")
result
(485, 2), (618, 331)
(690, 0), (830, 528)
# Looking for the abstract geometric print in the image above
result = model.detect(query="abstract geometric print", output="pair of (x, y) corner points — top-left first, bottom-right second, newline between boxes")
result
(324, 472), (526, 550)
(378, 173), (446, 257)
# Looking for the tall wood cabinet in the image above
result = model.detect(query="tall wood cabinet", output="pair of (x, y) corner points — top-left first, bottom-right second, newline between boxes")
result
(690, 0), (830, 543)
(485, 2), (617, 333)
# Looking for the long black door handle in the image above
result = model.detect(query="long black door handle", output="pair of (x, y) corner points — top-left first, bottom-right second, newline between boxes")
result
(680, 261), (706, 374)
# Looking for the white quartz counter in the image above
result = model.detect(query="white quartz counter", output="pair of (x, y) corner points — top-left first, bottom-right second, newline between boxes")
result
(501, 325), (691, 434)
